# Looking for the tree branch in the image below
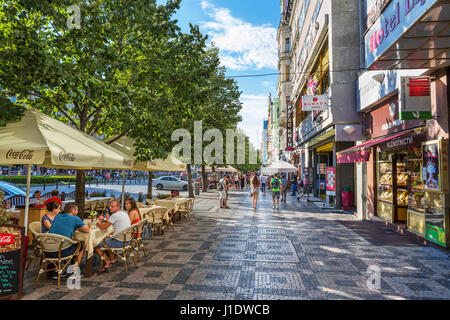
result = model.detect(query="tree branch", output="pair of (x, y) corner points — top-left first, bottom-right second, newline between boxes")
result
(104, 128), (131, 145)
(30, 91), (79, 129)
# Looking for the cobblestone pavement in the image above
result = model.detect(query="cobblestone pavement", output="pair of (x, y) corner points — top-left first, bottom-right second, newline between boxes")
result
(21, 189), (450, 300)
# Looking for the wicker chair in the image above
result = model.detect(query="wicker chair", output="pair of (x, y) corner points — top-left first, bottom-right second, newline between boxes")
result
(35, 233), (82, 289)
(145, 198), (154, 206)
(151, 207), (169, 236)
(130, 219), (147, 260)
(26, 222), (43, 271)
(177, 200), (191, 222)
(98, 226), (137, 273)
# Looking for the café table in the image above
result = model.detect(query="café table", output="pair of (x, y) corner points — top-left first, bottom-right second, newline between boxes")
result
(74, 221), (113, 277)
(154, 198), (189, 222)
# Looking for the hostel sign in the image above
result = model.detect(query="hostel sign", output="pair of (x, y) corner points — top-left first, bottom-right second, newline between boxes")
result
(365, 0), (439, 68)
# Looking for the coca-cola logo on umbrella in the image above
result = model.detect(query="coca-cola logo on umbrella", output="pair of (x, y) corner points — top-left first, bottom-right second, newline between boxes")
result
(0, 233), (16, 246)
(313, 97), (318, 102)
(5, 149), (34, 160)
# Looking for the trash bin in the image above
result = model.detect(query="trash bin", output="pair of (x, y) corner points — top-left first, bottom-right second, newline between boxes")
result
(194, 182), (200, 195)
(341, 186), (353, 208)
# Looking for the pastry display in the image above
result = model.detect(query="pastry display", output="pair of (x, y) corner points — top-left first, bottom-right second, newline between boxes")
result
(380, 174), (392, 185)
(397, 190), (408, 206)
(397, 173), (408, 186)
(380, 189), (393, 201)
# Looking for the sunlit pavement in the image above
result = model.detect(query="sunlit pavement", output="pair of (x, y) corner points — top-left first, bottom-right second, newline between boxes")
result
(21, 189), (450, 300)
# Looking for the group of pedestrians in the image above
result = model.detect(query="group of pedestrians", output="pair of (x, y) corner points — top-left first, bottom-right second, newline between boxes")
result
(218, 171), (310, 211)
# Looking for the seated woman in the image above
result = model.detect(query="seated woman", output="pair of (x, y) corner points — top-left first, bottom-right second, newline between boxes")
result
(41, 201), (61, 233)
(30, 190), (46, 208)
(125, 198), (142, 238)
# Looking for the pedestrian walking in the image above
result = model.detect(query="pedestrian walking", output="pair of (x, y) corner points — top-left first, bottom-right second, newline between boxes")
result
(234, 173), (240, 190)
(246, 174), (250, 190)
(270, 173), (283, 210)
(291, 175), (298, 196)
(240, 174), (245, 190)
(297, 176), (308, 202)
(250, 174), (260, 210)
(281, 174), (288, 203)
(260, 174), (266, 193)
(218, 174), (229, 209)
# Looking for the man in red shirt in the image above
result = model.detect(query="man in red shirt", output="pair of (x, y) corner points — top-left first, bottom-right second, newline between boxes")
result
(44, 189), (62, 206)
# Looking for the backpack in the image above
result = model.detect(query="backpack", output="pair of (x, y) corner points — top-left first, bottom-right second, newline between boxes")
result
(272, 178), (281, 190)
(217, 179), (224, 191)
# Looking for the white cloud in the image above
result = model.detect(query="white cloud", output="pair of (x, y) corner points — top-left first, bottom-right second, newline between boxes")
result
(200, 1), (277, 71)
(237, 94), (269, 148)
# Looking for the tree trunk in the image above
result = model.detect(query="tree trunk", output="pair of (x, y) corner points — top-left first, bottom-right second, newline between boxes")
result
(187, 164), (194, 198)
(75, 170), (86, 219)
(147, 172), (153, 199)
(202, 164), (208, 192)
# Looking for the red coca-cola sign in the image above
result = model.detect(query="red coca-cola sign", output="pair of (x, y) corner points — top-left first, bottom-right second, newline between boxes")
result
(5, 149), (34, 160)
(0, 233), (15, 246)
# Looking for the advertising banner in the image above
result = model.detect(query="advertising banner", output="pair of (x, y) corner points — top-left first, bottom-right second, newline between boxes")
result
(422, 141), (440, 191)
(326, 167), (336, 191)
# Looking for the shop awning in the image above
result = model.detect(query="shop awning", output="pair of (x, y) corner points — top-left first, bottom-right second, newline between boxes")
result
(336, 130), (415, 164)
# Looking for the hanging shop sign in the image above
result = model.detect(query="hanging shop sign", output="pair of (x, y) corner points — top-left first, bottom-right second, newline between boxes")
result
(286, 101), (294, 151)
(399, 76), (432, 120)
(365, 0), (439, 68)
(301, 95), (328, 111)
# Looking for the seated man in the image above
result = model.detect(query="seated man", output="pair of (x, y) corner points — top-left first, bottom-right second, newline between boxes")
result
(48, 203), (90, 277)
(94, 199), (131, 271)
(44, 189), (62, 206)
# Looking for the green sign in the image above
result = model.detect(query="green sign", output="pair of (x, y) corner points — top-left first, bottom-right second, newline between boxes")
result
(425, 224), (446, 247)
(399, 76), (432, 120)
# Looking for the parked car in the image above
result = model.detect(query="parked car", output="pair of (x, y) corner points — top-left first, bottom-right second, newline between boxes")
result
(0, 181), (27, 206)
(152, 176), (188, 191)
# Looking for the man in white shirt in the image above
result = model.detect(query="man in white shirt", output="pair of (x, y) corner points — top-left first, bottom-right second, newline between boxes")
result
(260, 174), (266, 193)
(94, 199), (131, 271)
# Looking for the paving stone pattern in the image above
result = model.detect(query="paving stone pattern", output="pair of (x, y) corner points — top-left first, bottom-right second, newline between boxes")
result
(21, 189), (450, 300)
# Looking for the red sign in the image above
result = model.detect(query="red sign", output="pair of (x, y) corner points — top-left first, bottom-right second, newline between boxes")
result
(326, 167), (336, 191)
(0, 233), (16, 246)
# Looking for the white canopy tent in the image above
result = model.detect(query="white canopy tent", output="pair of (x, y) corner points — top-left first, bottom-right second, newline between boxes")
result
(260, 159), (298, 175)
(0, 109), (134, 233)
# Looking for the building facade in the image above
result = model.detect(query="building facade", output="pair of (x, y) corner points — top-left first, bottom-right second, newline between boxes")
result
(277, 0), (362, 208)
(336, 0), (450, 247)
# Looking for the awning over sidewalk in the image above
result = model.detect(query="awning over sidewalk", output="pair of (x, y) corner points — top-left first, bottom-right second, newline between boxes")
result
(336, 130), (415, 164)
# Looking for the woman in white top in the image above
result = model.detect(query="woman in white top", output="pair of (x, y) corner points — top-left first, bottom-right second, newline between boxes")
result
(30, 190), (46, 207)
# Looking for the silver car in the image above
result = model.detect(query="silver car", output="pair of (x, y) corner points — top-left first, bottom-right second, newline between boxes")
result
(152, 176), (188, 191)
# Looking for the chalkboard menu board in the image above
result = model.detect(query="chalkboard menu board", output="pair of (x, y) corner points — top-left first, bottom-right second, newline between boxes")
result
(0, 224), (25, 300)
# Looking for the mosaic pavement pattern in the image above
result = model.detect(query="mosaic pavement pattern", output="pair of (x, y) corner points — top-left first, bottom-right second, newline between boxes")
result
(21, 190), (450, 300)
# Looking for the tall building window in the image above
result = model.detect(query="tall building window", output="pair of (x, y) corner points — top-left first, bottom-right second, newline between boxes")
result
(285, 65), (290, 81)
(285, 38), (290, 52)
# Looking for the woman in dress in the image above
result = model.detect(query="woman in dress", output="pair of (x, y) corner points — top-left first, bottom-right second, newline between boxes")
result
(240, 174), (245, 190)
(250, 174), (260, 210)
(30, 190), (46, 208)
(41, 201), (61, 233)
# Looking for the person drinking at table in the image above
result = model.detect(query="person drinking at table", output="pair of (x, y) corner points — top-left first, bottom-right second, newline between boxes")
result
(44, 189), (62, 206)
(125, 198), (142, 238)
(48, 203), (90, 277)
(30, 190), (46, 208)
(41, 201), (61, 233)
(94, 199), (131, 272)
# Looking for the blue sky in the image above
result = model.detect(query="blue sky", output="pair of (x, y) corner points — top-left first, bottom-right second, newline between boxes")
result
(167, 0), (280, 149)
